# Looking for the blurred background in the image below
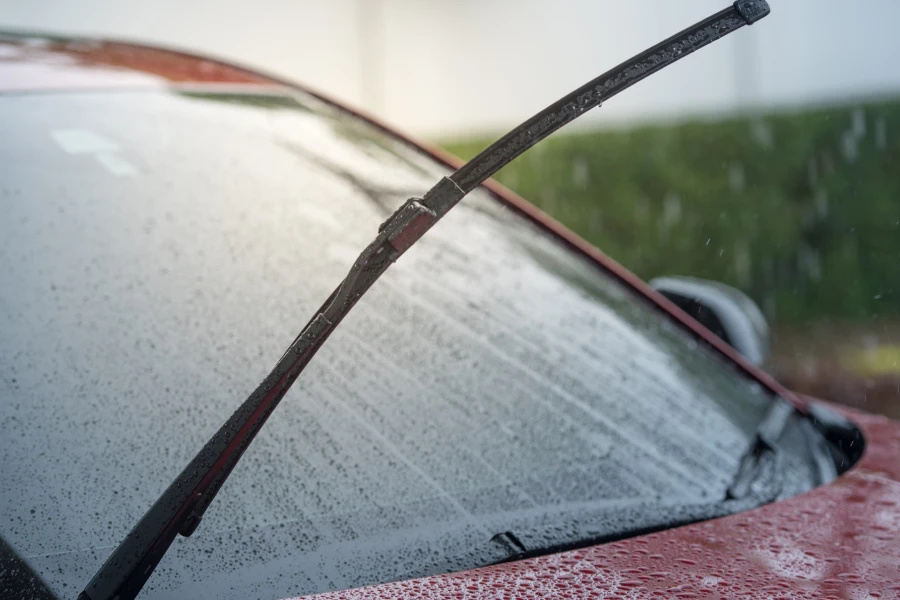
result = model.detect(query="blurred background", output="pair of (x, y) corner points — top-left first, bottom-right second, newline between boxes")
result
(3, 0), (900, 417)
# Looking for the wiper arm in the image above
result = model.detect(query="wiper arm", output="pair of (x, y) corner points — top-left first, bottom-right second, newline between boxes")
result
(79, 3), (770, 599)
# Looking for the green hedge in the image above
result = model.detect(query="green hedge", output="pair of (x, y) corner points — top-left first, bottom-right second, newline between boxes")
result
(442, 100), (900, 324)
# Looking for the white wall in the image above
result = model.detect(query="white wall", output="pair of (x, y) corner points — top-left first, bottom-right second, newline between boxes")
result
(2, 0), (899, 137)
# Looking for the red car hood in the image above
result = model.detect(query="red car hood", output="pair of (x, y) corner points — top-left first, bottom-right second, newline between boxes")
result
(295, 402), (899, 600)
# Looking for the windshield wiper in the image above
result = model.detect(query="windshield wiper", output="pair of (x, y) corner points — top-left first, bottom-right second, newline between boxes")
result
(78, 3), (770, 599)
(472, 397), (792, 566)
(726, 396), (793, 500)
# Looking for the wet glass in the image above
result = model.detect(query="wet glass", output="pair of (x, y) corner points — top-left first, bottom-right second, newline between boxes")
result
(0, 89), (814, 599)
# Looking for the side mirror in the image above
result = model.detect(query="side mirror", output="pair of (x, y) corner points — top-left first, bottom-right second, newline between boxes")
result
(649, 276), (770, 366)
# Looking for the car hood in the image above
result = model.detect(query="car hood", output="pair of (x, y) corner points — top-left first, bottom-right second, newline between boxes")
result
(297, 401), (900, 600)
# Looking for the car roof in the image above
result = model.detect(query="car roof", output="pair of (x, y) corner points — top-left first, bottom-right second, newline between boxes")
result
(0, 30), (275, 92)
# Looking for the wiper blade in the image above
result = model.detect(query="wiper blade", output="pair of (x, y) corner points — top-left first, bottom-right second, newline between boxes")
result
(79, 3), (770, 599)
(483, 493), (781, 566)
(471, 400), (791, 566)
(462, 467), (785, 568)
(726, 396), (793, 500)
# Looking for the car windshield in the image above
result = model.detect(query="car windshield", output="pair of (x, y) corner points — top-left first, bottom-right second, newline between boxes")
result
(0, 88), (816, 599)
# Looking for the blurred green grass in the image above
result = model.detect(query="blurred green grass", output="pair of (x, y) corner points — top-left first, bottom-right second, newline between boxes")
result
(441, 99), (900, 325)
(841, 344), (900, 376)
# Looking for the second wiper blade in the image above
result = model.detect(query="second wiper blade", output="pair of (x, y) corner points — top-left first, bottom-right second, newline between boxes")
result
(726, 397), (793, 500)
(79, 3), (770, 599)
(464, 399), (792, 569)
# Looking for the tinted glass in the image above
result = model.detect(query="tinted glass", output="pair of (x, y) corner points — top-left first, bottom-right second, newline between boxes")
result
(0, 88), (790, 599)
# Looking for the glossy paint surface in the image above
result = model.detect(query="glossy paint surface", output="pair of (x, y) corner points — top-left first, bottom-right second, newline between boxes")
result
(0, 32), (270, 92)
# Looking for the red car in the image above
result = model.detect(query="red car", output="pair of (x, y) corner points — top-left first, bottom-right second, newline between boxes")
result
(1, 5), (898, 600)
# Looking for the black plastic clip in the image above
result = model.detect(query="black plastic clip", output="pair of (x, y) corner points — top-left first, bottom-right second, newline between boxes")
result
(734, 0), (771, 25)
(377, 198), (437, 254)
(179, 510), (201, 537)
(179, 494), (204, 537)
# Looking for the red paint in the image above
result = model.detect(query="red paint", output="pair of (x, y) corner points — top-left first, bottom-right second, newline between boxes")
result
(6, 33), (897, 598)
(0, 35), (272, 92)
(295, 402), (900, 600)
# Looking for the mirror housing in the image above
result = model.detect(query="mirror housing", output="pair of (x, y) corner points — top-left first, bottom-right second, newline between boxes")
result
(649, 276), (770, 366)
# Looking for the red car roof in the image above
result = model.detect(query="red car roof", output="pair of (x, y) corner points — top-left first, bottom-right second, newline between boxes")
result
(5, 31), (898, 600)
(0, 32), (273, 92)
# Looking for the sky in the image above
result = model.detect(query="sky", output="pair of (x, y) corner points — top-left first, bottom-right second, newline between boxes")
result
(2, 0), (899, 137)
